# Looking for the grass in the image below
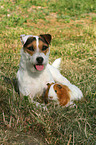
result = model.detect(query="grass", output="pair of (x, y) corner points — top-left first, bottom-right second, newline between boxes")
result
(0, 0), (96, 144)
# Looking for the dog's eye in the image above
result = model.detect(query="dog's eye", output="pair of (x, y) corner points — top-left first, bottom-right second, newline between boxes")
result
(27, 46), (34, 51)
(42, 45), (48, 51)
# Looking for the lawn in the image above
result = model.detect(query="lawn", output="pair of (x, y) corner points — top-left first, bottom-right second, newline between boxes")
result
(0, 0), (96, 144)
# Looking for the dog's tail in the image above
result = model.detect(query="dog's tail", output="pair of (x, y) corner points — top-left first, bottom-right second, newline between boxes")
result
(52, 58), (61, 69)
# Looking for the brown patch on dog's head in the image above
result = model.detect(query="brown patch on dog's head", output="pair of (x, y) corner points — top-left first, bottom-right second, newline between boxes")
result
(23, 37), (36, 55)
(39, 34), (51, 45)
(22, 34), (52, 55)
(38, 39), (49, 55)
(39, 34), (51, 55)
(53, 84), (71, 106)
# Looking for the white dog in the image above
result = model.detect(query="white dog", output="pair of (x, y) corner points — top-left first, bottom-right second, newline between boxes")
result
(17, 34), (83, 103)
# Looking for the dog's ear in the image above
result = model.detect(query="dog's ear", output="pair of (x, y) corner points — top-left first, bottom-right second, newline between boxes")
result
(20, 34), (26, 45)
(39, 34), (51, 45)
(20, 34), (33, 45)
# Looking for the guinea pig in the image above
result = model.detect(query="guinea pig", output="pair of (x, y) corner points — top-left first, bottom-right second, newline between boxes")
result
(44, 83), (71, 106)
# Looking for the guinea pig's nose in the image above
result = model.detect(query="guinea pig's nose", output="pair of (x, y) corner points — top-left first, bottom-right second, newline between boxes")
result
(49, 96), (53, 100)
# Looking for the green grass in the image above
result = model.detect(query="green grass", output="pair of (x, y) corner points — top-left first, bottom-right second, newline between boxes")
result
(0, 0), (96, 144)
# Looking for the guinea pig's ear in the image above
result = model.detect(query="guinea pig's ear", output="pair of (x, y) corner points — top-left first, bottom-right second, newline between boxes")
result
(57, 84), (62, 89)
(47, 83), (50, 86)
(47, 82), (54, 87)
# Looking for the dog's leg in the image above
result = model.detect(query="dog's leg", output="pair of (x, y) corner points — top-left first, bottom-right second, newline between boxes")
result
(48, 64), (83, 100)
(32, 101), (47, 110)
(65, 101), (77, 108)
(28, 94), (47, 110)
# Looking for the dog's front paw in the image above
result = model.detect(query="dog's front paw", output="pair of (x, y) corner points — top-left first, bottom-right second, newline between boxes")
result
(65, 101), (77, 108)
(33, 101), (48, 110)
(42, 105), (48, 111)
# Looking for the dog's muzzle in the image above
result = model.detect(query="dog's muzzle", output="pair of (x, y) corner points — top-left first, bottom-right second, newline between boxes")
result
(36, 57), (43, 64)
(34, 57), (44, 71)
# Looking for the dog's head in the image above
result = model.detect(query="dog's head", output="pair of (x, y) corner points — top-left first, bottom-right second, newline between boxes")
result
(20, 34), (51, 72)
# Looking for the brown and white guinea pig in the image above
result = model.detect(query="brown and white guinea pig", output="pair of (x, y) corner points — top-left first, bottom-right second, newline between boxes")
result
(44, 83), (72, 106)
(44, 82), (83, 106)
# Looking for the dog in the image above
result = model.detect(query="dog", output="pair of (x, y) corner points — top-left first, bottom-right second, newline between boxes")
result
(17, 34), (83, 104)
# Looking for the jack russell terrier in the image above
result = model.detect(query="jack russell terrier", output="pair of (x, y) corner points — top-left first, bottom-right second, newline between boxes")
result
(17, 34), (83, 104)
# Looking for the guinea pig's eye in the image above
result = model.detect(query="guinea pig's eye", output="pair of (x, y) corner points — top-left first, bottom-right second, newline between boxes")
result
(55, 90), (57, 93)
(27, 46), (34, 51)
(42, 45), (48, 51)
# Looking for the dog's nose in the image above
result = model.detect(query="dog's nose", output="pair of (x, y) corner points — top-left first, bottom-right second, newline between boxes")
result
(36, 57), (44, 64)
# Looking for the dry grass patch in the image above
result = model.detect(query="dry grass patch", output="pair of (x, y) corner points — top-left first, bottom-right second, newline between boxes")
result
(0, 1), (96, 144)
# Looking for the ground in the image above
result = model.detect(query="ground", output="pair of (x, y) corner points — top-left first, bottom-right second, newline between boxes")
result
(0, 0), (96, 144)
